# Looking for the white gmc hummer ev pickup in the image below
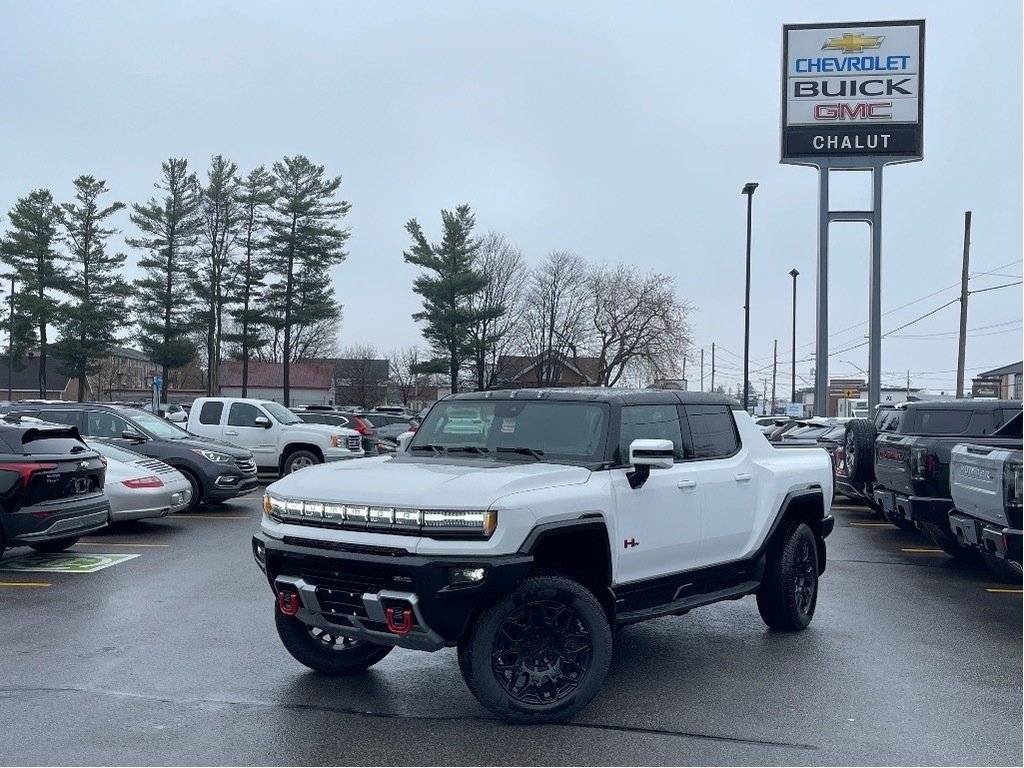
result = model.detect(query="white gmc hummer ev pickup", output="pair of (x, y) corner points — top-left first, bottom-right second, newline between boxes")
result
(253, 389), (835, 723)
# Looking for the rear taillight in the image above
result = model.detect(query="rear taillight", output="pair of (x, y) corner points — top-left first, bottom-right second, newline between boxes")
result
(0, 461), (58, 488)
(353, 418), (373, 437)
(409, 423), (418, 433)
(1008, 465), (1023, 506)
(911, 447), (929, 480)
(122, 476), (163, 489)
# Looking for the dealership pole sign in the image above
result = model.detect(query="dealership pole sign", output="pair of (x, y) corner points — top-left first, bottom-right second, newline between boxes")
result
(779, 19), (924, 418)
(782, 20), (924, 163)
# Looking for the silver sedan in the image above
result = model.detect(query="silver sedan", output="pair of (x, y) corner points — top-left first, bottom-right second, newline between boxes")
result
(88, 440), (193, 522)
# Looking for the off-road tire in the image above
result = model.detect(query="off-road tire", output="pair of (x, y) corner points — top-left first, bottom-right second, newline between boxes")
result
(921, 523), (982, 563)
(982, 553), (1022, 584)
(844, 419), (877, 484)
(882, 508), (916, 531)
(29, 536), (80, 553)
(457, 574), (612, 724)
(283, 449), (320, 475)
(275, 608), (392, 674)
(757, 522), (819, 631)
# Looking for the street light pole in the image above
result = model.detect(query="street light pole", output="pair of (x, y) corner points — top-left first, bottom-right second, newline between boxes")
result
(741, 182), (758, 412)
(7, 275), (13, 403)
(789, 268), (799, 406)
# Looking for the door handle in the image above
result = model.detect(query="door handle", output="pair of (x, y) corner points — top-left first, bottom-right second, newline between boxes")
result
(735, 472), (752, 483)
(225, 430), (239, 436)
(677, 480), (697, 489)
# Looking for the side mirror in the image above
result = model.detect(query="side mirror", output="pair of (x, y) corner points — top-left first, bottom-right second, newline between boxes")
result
(397, 431), (414, 453)
(122, 430), (147, 442)
(627, 438), (675, 489)
(254, 416), (272, 429)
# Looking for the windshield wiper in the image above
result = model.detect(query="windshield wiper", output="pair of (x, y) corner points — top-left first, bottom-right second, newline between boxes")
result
(409, 444), (446, 455)
(496, 447), (544, 461)
(446, 446), (490, 455)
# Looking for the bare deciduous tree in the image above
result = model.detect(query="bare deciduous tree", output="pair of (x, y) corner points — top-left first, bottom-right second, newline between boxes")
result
(589, 265), (691, 386)
(336, 343), (387, 408)
(519, 251), (592, 386)
(467, 231), (526, 390)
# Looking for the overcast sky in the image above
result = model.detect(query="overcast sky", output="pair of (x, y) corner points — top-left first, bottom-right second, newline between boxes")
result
(1, 0), (1020, 396)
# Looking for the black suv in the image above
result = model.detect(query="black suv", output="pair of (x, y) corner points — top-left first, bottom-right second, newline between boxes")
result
(4, 403), (257, 511)
(0, 417), (109, 555)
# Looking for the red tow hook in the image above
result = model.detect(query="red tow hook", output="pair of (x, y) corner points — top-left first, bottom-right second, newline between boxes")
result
(277, 589), (302, 616)
(385, 607), (414, 635)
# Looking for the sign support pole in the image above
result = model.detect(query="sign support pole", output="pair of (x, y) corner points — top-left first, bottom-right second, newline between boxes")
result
(815, 167), (830, 417)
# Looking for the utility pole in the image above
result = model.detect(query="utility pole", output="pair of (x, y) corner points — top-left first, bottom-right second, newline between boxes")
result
(771, 339), (778, 415)
(711, 343), (716, 392)
(956, 211), (972, 398)
(762, 378), (768, 415)
(700, 348), (705, 392)
(681, 350), (687, 385)
(907, 369), (911, 401)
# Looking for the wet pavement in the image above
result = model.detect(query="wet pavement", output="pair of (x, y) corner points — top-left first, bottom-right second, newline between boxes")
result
(0, 492), (1020, 766)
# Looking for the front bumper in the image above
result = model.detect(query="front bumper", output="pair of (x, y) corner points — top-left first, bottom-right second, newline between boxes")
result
(873, 490), (953, 527)
(949, 511), (1023, 569)
(323, 447), (365, 462)
(206, 473), (259, 501)
(253, 533), (532, 650)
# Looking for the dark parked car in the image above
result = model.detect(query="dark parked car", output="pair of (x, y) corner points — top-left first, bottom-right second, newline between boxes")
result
(0, 417), (109, 556)
(3, 403), (258, 512)
(295, 411), (379, 454)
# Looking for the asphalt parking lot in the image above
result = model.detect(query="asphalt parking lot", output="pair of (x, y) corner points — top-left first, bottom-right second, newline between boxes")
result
(0, 492), (1020, 767)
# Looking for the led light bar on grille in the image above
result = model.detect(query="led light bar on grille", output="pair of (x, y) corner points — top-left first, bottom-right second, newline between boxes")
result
(263, 494), (495, 538)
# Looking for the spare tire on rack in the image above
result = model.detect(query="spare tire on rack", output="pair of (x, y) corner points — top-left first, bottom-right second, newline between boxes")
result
(843, 419), (877, 484)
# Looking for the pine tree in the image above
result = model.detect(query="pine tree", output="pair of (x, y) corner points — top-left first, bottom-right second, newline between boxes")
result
(127, 158), (202, 403)
(0, 189), (65, 397)
(226, 166), (275, 396)
(403, 205), (492, 394)
(196, 155), (240, 396)
(53, 175), (131, 401)
(265, 156), (350, 406)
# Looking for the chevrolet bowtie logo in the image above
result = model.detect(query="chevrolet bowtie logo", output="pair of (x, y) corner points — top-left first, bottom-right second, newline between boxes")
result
(822, 32), (884, 54)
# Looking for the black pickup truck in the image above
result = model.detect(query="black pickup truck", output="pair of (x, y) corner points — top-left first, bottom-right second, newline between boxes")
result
(869, 400), (1021, 555)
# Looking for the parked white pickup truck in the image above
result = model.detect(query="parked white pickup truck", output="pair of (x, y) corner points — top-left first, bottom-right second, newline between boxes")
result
(253, 388), (834, 723)
(187, 397), (363, 475)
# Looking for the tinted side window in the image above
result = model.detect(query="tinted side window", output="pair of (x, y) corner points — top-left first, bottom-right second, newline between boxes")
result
(86, 410), (133, 438)
(913, 409), (972, 435)
(682, 405), (740, 459)
(877, 410), (903, 433)
(39, 410), (83, 430)
(301, 414), (324, 424)
(199, 401), (224, 425)
(616, 405), (684, 464)
(228, 403), (264, 427)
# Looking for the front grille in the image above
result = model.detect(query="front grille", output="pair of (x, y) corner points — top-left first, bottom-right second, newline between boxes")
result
(285, 557), (410, 621)
(346, 435), (361, 451)
(235, 457), (257, 475)
(283, 536), (409, 557)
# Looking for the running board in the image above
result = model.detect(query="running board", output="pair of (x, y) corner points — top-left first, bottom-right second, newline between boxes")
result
(615, 580), (761, 626)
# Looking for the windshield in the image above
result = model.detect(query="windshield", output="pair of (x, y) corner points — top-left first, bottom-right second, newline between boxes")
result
(87, 440), (147, 463)
(262, 402), (303, 425)
(410, 400), (608, 464)
(129, 410), (192, 439)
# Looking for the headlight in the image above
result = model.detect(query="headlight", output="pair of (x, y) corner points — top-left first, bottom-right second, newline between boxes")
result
(192, 448), (233, 463)
(262, 492), (496, 538)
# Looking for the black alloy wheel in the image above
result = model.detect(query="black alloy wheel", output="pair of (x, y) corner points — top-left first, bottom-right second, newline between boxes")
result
(491, 599), (593, 706)
(757, 521), (819, 631)
(274, 608), (392, 674)
(458, 574), (612, 723)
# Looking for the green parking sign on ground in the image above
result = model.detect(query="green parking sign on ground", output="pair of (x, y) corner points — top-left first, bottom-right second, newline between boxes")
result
(0, 553), (140, 573)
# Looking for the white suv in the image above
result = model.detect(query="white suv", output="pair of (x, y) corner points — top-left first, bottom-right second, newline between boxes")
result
(253, 389), (834, 722)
